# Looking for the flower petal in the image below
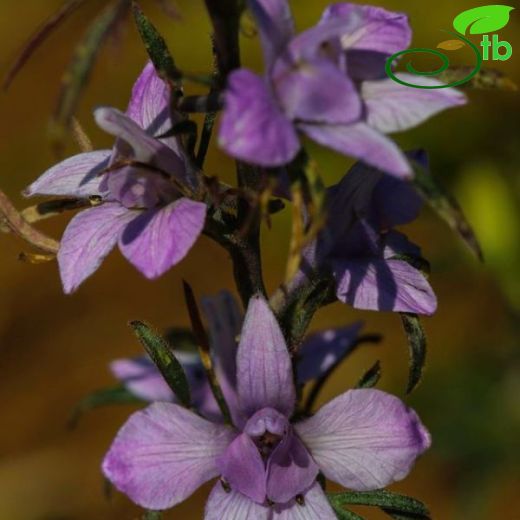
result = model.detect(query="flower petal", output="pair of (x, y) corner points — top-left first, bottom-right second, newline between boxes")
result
(266, 429), (319, 503)
(299, 122), (411, 179)
(272, 482), (337, 519)
(25, 150), (111, 198)
(205, 483), (270, 520)
(58, 203), (135, 293)
(248, 0), (294, 69)
(236, 295), (296, 417)
(295, 389), (431, 490)
(297, 322), (363, 383)
(119, 198), (206, 279)
(333, 257), (437, 315)
(219, 69), (300, 167)
(110, 356), (175, 402)
(273, 57), (361, 125)
(103, 402), (235, 510)
(363, 75), (467, 134)
(218, 433), (267, 503)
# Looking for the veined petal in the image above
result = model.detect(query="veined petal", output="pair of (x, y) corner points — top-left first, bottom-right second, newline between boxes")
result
(363, 75), (467, 134)
(119, 198), (206, 279)
(205, 483), (270, 520)
(299, 122), (412, 179)
(295, 389), (431, 490)
(272, 482), (337, 519)
(236, 295), (295, 417)
(248, 0), (294, 69)
(333, 257), (437, 315)
(297, 322), (363, 383)
(219, 69), (300, 167)
(58, 203), (135, 293)
(25, 150), (111, 198)
(102, 402), (235, 510)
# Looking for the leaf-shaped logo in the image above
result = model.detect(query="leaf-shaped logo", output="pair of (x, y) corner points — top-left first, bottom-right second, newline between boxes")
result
(437, 39), (466, 50)
(453, 5), (514, 35)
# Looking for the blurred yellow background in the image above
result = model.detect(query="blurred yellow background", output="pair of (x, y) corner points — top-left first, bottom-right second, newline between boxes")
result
(0, 1), (519, 518)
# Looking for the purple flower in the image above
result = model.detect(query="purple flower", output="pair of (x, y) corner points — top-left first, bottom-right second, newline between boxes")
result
(219, 1), (466, 177)
(26, 62), (206, 293)
(298, 153), (437, 315)
(103, 295), (430, 515)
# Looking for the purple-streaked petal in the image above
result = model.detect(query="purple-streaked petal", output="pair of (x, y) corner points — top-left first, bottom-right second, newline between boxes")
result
(248, 0), (294, 69)
(236, 295), (296, 417)
(110, 357), (175, 402)
(272, 482), (337, 519)
(299, 122), (411, 179)
(266, 429), (319, 503)
(103, 402), (235, 510)
(219, 69), (300, 167)
(58, 203), (135, 293)
(297, 322), (363, 383)
(321, 4), (411, 55)
(333, 257), (437, 315)
(119, 198), (206, 279)
(201, 290), (242, 388)
(363, 75), (467, 134)
(218, 433), (266, 503)
(273, 57), (361, 125)
(25, 150), (111, 198)
(205, 483), (270, 520)
(295, 389), (431, 490)
(94, 107), (188, 183)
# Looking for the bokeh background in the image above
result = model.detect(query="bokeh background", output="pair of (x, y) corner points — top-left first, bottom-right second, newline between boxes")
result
(0, 1), (519, 518)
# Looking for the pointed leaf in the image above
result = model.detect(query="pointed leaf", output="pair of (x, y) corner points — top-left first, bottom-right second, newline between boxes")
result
(68, 385), (144, 428)
(356, 360), (382, 389)
(400, 313), (426, 394)
(129, 321), (192, 407)
(453, 5), (514, 35)
(411, 155), (483, 261)
(330, 501), (366, 520)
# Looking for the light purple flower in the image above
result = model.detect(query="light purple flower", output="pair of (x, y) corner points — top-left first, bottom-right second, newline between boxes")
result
(26, 62), (206, 293)
(297, 152), (437, 315)
(103, 295), (430, 515)
(219, 1), (466, 177)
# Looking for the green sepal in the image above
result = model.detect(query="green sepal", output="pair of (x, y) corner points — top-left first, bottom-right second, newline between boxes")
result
(400, 313), (427, 394)
(142, 510), (162, 519)
(356, 360), (382, 389)
(130, 320), (192, 408)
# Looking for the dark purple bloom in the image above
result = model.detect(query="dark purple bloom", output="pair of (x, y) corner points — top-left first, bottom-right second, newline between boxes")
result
(26, 63), (206, 293)
(219, 1), (466, 177)
(297, 154), (437, 315)
(103, 295), (430, 515)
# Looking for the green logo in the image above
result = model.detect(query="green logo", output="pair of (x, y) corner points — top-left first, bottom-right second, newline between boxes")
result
(386, 5), (514, 89)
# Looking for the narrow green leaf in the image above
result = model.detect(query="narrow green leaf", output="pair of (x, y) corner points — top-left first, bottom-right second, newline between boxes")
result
(330, 502), (365, 520)
(438, 66), (517, 91)
(328, 490), (431, 517)
(411, 156), (483, 261)
(132, 2), (182, 89)
(68, 385), (143, 428)
(453, 5), (514, 35)
(400, 313), (427, 394)
(356, 360), (382, 389)
(130, 321), (192, 407)
(52, 0), (130, 143)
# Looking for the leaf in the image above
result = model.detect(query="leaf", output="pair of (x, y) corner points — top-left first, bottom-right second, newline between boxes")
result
(436, 39), (465, 51)
(142, 511), (162, 520)
(3, 0), (87, 90)
(438, 66), (517, 91)
(51, 0), (131, 145)
(330, 501), (366, 520)
(410, 154), (483, 261)
(132, 2), (182, 90)
(129, 320), (192, 407)
(400, 313), (427, 394)
(328, 490), (431, 518)
(453, 5), (514, 35)
(68, 385), (144, 428)
(356, 360), (382, 388)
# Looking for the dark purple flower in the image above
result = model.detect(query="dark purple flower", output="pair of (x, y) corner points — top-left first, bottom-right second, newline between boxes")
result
(26, 62), (206, 293)
(219, 1), (466, 177)
(103, 295), (430, 515)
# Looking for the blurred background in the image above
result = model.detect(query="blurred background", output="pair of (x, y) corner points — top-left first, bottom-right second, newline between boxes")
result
(0, 1), (519, 518)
